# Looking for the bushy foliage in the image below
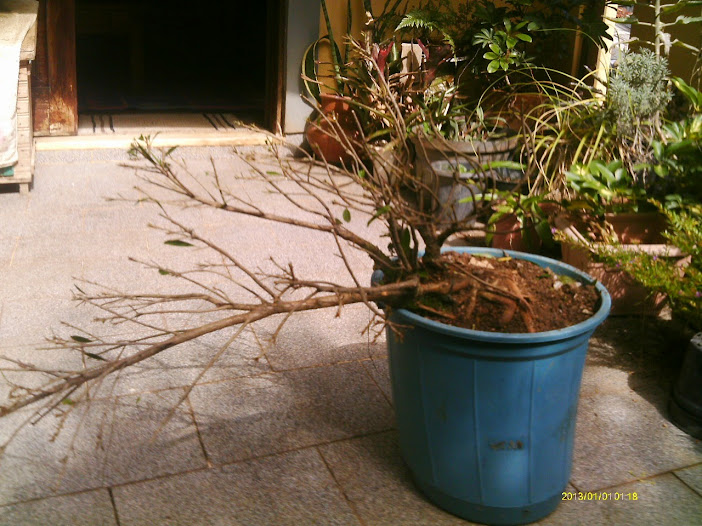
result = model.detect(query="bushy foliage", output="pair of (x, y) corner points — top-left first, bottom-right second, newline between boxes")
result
(609, 50), (672, 136)
(596, 208), (702, 331)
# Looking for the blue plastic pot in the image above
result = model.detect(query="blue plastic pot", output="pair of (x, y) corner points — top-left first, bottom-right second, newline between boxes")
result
(386, 247), (611, 525)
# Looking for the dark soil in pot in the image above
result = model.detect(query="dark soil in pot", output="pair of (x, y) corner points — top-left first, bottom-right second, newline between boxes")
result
(404, 252), (600, 333)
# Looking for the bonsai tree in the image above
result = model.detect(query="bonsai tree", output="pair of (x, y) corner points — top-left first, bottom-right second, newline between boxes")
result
(0, 34), (598, 422)
(0, 24), (610, 524)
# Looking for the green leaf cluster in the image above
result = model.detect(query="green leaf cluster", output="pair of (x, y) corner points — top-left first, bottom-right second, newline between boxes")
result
(565, 160), (646, 215)
(642, 78), (702, 210)
(473, 19), (534, 74)
(395, 7), (456, 50)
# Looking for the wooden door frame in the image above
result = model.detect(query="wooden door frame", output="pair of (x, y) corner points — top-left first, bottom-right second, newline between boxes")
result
(34, 0), (287, 136)
(32, 0), (78, 136)
(265, 0), (287, 133)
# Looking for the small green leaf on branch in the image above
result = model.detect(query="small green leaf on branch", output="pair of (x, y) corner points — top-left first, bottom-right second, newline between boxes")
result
(165, 240), (194, 247)
(85, 353), (107, 361)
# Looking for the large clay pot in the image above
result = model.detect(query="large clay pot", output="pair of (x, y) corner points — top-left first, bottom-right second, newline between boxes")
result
(490, 214), (540, 253)
(603, 212), (667, 244)
(305, 94), (360, 166)
(490, 203), (559, 254)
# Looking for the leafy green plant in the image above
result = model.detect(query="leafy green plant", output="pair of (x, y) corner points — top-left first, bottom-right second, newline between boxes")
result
(486, 192), (559, 251)
(639, 77), (702, 212)
(395, 4), (457, 51)
(395, 0), (538, 79)
(473, 18), (534, 74)
(565, 159), (647, 215)
(302, 0), (346, 104)
(594, 207), (702, 330)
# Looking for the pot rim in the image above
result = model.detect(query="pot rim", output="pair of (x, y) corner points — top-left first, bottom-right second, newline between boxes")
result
(392, 247), (611, 343)
(411, 131), (519, 152)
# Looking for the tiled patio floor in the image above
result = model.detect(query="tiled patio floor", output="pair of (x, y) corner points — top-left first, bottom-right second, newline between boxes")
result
(0, 147), (700, 525)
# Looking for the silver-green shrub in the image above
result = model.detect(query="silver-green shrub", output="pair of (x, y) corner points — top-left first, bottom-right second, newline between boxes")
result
(609, 49), (671, 136)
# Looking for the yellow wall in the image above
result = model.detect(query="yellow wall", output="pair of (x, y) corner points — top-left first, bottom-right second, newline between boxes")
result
(318, 1), (427, 92)
(321, 0), (425, 41)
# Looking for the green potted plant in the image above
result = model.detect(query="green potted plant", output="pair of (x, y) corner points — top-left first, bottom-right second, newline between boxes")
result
(301, 0), (361, 165)
(486, 191), (560, 255)
(302, 0), (406, 164)
(552, 73), (701, 313)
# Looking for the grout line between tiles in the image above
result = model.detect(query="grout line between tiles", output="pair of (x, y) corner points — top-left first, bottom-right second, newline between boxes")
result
(315, 446), (368, 526)
(360, 357), (393, 408)
(107, 487), (122, 526)
(0, 487), (113, 513)
(577, 462), (702, 493)
(186, 393), (213, 469)
(672, 462), (702, 498)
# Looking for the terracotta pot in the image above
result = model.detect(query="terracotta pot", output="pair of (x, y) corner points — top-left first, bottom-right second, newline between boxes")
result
(490, 203), (559, 253)
(490, 214), (537, 252)
(305, 94), (360, 166)
(483, 91), (548, 132)
(604, 212), (667, 244)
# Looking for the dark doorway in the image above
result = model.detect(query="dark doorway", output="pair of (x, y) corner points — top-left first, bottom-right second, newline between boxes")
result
(75, 1), (271, 125)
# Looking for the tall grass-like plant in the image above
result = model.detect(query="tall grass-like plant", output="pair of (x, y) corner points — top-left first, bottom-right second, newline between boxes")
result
(302, 0), (408, 104)
(518, 70), (615, 196)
